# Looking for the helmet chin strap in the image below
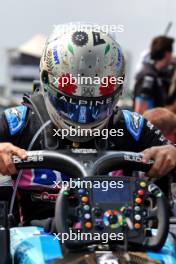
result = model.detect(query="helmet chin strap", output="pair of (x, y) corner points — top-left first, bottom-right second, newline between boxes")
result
(44, 94), (110, 143)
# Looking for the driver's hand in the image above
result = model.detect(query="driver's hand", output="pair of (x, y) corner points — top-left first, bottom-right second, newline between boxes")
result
(142, 145), (176, 177)
(0, 143), (27, 175)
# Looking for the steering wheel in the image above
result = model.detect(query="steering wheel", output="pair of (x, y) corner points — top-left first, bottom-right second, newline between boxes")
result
(13, 150), (169, 251)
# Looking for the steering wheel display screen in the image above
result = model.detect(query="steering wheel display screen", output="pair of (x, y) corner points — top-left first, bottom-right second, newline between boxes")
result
(92, 180), (133, 204)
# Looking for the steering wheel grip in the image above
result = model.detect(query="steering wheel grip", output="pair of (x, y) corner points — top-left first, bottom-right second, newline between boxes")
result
(55, 189), (80, 248)
(13, 151), (88, 178)
(92, 152), (153, 175)
(146, 186), (169, 251)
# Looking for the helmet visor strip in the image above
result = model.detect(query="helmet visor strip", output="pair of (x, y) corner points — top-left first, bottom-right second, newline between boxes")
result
(47, 89), (121, 124)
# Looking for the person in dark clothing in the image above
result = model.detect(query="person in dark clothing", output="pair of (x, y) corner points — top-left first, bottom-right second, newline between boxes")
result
(134, 36), (176, 114)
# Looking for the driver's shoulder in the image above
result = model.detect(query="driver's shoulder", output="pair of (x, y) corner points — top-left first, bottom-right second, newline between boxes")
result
(3, 92), (47, 137)
(111, 109), (145, 141)
(3, 104), (30, 136)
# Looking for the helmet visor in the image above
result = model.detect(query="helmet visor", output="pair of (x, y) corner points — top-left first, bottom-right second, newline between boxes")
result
(48, 93), (119, 124)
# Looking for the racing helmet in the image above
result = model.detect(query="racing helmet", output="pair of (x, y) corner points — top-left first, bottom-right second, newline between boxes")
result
(40, 22), (125, 141)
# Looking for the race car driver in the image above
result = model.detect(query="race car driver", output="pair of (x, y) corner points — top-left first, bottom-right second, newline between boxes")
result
(0, 23), (175, 224)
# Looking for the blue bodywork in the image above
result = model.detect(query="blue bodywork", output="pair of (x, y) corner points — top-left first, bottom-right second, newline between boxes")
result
(10, 227), (63, 264)
(10, 227), (176, 264)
